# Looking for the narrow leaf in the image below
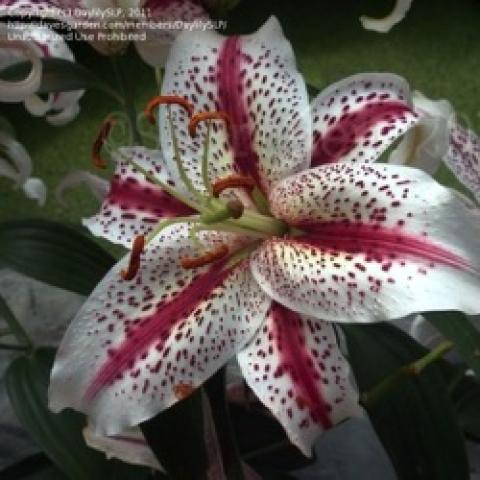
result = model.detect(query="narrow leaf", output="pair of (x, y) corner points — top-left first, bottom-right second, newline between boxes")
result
(5, 348), (109, 480)
(0, 58), (122, 102)
(424, 311), (480, 379)
(343, 323), (469, 480)
(0, 219), (115, 295)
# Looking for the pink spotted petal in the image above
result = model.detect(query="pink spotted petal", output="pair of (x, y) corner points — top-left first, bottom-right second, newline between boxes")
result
(250, 163), (480, 323)
(310, 73), (418, 167)
(445, 123), (480, 203)
(83, 423), (163, 470)
(160, 16), (311, 194)
(83, 147), (194, 248)
(49, 224), (270, 435)
(237, 302), (361, 456)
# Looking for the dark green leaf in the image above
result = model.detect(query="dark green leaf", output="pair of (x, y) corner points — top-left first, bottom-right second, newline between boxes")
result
(343, 323), (469, 480)
(5, 348), (110, 480)
(0, 293), (32, 348)
(424, 311), (480, 379)
(0, 219), (115, 295)
(140, 388), (209, 480)
(0, 58), (122, 102)
(204, 369), (244, 480)
(0, 454), (67, 480)
(457, 390), (480, 439)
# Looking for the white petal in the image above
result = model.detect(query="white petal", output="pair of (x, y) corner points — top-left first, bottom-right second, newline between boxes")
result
(46, 100), (82, 126)
(83, 147), (194, 248)
(0, 24), (42, 102)
(160, 16), (311, 195)
(388, 91), (454, 175)
(0, 129), (32, 183)
(22, 177), (47, 205)
(311, 73), (417, 167)
(56, 170), (110, 206)
(238, 302), (362, 456)
(24, 93), (54, 116)
(251, 163), (480, 323)
(49, 224), (270, 435)
(83, 423), (163, 470)
(360, 0), (414, 33)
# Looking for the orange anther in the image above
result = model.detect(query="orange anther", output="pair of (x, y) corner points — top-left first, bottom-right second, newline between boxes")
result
(144, 95), (194, 124)
(92, 116), (116, 169)
(173, 383), (195, 400)
(180, 244), (229, 269)
(212, 174), (256, 197)
(121, 235), (145, 281)
(188, 111), (231, 137)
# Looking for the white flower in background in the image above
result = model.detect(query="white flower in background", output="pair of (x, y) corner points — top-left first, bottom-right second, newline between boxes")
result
(0, 129), (47, 205)
(360, 0), (413, 33)
(388, 90), (480, 203)
(55, 170), (109, 206)
(0, 22), (84, 125)
(0, 0), (210, 66)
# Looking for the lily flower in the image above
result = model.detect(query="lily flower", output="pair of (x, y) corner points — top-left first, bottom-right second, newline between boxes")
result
(0, 127), (47, 205)
(0, 22), (84, 125)
(0, 0), (209, 65)
(388, 90), (480, 203)
(49, 17), (480, 456)
(360, 0), (414, 33)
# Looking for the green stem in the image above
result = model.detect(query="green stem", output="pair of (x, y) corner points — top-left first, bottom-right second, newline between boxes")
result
(146, 216), (200, 243)
(361, 340), (454, 408)
(154, 66), (164, 94)
(235, 209), (287, 236)
(201, 122), (213, 195)
(111, 55), (141, 144)
(167, 105), (202, 200)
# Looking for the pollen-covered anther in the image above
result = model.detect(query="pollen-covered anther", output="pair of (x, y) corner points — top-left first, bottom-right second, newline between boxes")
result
(212, 174), (256, 197)
(92, 116), (116, 169)
(144, 95), (194, 124)
(180, 244), (229, 269)
(121, 235), (145, 280)
(188, 111), (231, 137)
(173, 383), (196, 400)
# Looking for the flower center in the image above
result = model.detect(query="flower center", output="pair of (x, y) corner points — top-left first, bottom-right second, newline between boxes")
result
(120, 96), (290, 279)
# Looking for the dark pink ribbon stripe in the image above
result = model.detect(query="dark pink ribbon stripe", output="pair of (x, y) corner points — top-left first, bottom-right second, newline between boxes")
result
(108, 176), (194, 219)
(217, 37), (263, 191)
(311, 101), (412, 166)
(84, 261), (232, 401)
(270, 302), (333, 429)
(295, 221), (472, 271)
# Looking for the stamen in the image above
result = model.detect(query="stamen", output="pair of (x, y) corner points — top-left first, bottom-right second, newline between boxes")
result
(188, 111), (231, 137)
(181, 244), (229, 269)
(144, 95), (194, 124)
(212, 174), (256, 197)
(121, 235), (145, 280)
(92, 116), (116, 169)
